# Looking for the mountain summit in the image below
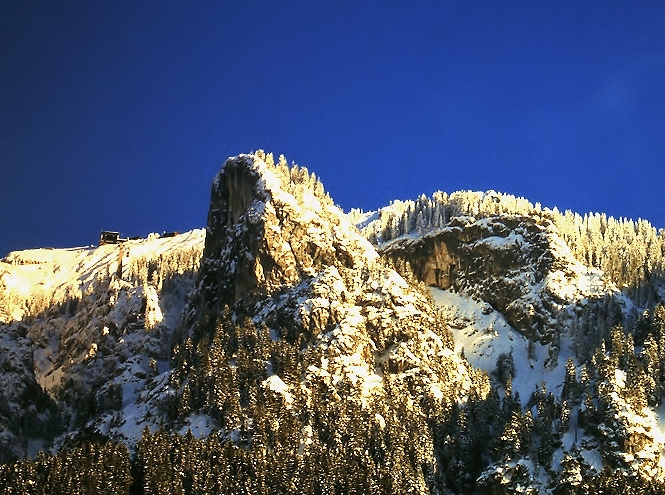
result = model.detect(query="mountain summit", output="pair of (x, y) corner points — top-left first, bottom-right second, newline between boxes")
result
(190, 151), (381, 328)
(3, 151), (665, 494)
(173, 152), (483, 465)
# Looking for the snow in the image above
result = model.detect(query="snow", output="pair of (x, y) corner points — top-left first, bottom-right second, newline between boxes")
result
(348, 209), (379, 231)
(180, 413), (215, 439)
(262, 375), (293, 405)
(472, 231), (525, 250)
(431, 287), (569, 406)
(652, 403), (665, 473)
(9, 150), (663, 487)
(545, 228), (612, 301)
(143, 284), (163, 330)
(0, 229), (205, 324)
(0, 229), (206, 457)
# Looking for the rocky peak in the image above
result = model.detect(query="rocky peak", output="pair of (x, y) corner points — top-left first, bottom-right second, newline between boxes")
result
(181, 151), (479, 409)
(194, 151), (380, 326)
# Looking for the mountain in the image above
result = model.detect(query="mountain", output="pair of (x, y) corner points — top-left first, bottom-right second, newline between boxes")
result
(0, 230), (204, 461)
(2, 151), (665, 494)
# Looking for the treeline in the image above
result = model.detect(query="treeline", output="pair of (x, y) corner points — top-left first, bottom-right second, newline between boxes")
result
(554, 210), (665, 293)
(254, 150), (329, 205)
(162, 309), (503, 494)
(354, 189), (665, 291)
(158, 309), (665, 492)
(126, 245), (202, 291)
(0, 441), (131, 495)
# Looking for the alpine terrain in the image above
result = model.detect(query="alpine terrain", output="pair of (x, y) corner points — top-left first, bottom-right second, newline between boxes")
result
(2, 151), (665, 494)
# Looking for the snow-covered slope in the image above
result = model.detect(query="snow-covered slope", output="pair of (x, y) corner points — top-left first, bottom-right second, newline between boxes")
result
(374, 214), (614, 347)
(0, 230), (204, 324)
(356, 192), (665, 491)
(430, 287), (568, 404)
(3, 152), (665, 494)
(0, 230), (204, 460)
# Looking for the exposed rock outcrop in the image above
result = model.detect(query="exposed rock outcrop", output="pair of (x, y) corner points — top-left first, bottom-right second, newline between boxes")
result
(375, 214), (612, 348)
(182, 151), (483, 408)
(189, 152), (382, 337)
(379, 215), (557, 341)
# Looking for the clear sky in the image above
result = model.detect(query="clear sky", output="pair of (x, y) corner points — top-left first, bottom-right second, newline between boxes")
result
(2, 1), (664, 256)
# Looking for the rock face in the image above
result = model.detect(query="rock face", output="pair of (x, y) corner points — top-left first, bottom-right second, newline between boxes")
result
(191, 152), (382, 336)
(183, 151), (482, 409)
(168, 152), (491, 494)
(384, 216), (552, 289)
(379, 215), (556, 340)
(372, 213), (610, 344)
(4, 151), (665, 493)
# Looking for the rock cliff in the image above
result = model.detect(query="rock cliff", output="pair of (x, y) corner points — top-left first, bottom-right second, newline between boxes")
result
(180, 151), (484, 416)
(367, 213), (610, 344)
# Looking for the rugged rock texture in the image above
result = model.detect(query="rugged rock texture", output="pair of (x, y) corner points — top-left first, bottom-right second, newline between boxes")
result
(4, 152), (665, 493)
(164, 153), (492, 495)
(194, 152), (368, 323)
(379, 215), (558, 341)
(189, 153), (421, 348)
(181, 151), (484, 412)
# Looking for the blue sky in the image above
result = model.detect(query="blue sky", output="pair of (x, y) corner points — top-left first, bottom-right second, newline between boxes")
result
(2, 1), (664, 256)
